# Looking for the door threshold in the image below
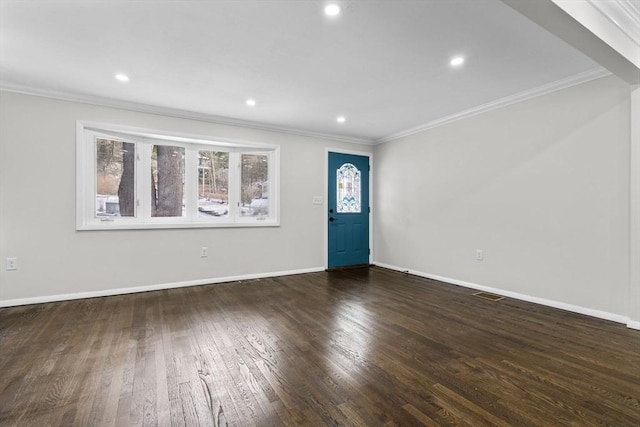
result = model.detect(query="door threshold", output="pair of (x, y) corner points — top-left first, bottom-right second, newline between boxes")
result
(325, 264), (373, 272)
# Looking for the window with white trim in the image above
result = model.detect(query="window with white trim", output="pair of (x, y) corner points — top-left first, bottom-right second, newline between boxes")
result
(77, 122), (279, 230)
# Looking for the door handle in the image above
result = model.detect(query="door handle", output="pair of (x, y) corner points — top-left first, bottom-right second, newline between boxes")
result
(329, 217), (336, 222)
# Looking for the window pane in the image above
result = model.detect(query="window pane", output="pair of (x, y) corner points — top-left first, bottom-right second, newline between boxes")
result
(151, 145), (185, 217)
(241, 154), (269, 216)
(337, 163), (361, 213)
(198, 150), (229, 218)
(95, 138), (135, 217)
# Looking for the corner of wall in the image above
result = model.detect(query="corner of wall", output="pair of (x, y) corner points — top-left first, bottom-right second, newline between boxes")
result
(629, 84), (640, 328)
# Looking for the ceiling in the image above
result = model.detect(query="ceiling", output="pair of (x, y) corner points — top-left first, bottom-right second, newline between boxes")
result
(0, 0), (606, 144)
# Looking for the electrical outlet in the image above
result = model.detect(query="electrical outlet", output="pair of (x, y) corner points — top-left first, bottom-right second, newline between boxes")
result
(476, 249), (484, 261)
(201, 247), (208, 258)
(6, 257), (17, 270)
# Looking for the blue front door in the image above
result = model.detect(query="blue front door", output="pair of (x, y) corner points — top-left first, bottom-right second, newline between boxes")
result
(328, 152), (370, 268)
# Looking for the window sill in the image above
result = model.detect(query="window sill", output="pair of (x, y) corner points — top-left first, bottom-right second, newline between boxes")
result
(76, 220), (280, 231)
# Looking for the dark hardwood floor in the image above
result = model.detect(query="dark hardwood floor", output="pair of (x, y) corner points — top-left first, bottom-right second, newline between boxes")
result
(1, 267), (639, 426)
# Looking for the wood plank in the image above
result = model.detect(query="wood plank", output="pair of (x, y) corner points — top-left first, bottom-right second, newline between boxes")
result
(1, 267), (639, 426)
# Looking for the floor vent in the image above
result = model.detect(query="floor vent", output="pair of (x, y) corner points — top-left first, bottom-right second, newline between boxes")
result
(473, 291), (505, 302)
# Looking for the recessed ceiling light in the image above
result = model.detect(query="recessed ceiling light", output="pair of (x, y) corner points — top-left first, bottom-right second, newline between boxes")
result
(115, 73), (129, 82)
(324, 4), (341, 16)
(337, 116), (346, 123)
(246, 98), (256, 107)
(450, 56), (465, 67)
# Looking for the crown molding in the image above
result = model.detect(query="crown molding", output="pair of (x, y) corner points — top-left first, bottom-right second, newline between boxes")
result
(0, 67), (611, 147)
(376, 67), (611, 144)
(0, 82), (375, 146)
(588, 0), (640, 47)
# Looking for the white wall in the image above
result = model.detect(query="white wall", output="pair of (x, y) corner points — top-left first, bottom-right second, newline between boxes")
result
(0, 91), (371, 303)
(374, 75), (632, 321)
(630, 84), (640, 328)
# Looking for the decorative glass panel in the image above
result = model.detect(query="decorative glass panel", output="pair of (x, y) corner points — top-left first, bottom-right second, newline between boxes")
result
(337, 163), (361, 213)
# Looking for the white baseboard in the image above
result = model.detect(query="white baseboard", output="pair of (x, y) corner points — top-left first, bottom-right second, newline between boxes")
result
(5, 264), (639, 331)
(627, 320), (640, 330)
(0, 267), (325, 308)
(374, 262), (635, 329)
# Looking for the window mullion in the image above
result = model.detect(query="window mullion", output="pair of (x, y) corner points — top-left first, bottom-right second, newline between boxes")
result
(228, 151), (240, 221)
(185, 145), (198, 222)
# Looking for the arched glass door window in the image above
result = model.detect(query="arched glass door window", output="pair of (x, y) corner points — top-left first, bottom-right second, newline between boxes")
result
(336, 163), (361, 213)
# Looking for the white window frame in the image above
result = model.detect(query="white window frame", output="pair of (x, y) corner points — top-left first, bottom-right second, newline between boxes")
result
(76, 121), (280, 230)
